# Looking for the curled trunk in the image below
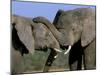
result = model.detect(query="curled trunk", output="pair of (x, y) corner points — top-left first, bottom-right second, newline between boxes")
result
(33, 17), (63, 45)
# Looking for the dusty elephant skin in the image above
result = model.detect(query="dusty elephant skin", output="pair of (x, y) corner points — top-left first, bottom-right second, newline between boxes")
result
(33, 8), (96, 71)
(11, 15), (62, 74)
(53, 8), (96, 70)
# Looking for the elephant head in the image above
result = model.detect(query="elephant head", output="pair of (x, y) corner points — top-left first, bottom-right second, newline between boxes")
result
(11, 15), (62, 56)
(11, 15), (35, 54)
(53, 8), (96, 47)
(33, 8), (95, 54)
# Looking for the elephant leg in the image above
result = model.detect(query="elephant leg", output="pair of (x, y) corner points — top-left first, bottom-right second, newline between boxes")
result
(69, 40), (83, 70)
(69, 49), (82, 70)
(83, 40), (96, 70)
(43, 49), (57, 72)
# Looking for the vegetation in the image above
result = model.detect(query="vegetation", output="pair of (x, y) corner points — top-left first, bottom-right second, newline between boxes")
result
(13, 49), (70, 73)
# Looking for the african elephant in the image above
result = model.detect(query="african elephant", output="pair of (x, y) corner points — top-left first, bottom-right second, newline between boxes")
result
(11, 15), (62, 73)
(33, 8), (96, 70)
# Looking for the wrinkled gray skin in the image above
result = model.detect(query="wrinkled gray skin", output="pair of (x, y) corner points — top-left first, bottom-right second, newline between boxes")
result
(11, 15), (61, 73)
(33, 8), (96, 70)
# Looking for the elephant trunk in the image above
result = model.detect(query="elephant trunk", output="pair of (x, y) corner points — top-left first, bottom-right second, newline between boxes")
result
(33, 16), (62, 44)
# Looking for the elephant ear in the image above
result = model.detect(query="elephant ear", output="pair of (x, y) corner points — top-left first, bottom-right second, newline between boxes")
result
(81, 9), (96, 47)
(14, 17), (35, 54)
(53, 9), (64, 25)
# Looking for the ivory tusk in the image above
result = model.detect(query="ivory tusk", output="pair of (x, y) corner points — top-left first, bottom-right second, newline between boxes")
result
(54, 55), (58, 58)
(54, 48), (62, 52)
(64, 45), (71, 55)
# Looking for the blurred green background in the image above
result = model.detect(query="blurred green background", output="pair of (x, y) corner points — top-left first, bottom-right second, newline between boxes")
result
(12, 49), (69, 73)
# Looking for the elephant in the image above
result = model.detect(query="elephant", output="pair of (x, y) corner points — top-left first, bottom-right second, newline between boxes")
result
(33, 8), (96, 71)
(11, 15), (62, 73)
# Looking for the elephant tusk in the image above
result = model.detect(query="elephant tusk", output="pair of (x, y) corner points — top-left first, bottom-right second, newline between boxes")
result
(64, 45), (71, 55)
(54, 48), (62, 52)
(54, 55), (58, 58)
